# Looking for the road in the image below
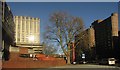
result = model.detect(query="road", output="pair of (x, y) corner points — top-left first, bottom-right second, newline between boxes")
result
(52, 64), (119, 68)
(48, 64), (120, 70)
(2, 64), (120, 70)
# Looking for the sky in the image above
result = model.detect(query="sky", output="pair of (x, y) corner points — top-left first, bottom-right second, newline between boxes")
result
(5, 0), (119, 2)
(7, 2), (118, 45)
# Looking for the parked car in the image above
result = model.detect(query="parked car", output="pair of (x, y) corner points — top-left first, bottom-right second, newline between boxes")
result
(99, 58), (116, 65)
(19, 54), (30, 58)
(99, 58), (109, 65)
(79, 60), (87, 64)
(36, 54), (55, 60)
(108, 58), (116, 65)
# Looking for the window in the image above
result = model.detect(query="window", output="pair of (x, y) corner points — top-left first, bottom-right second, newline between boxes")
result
(17, 38), (20, 41)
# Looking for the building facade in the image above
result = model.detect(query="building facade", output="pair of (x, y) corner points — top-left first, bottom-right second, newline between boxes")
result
(113, 31), (120, 60)
(0, 1), (2, 52)
(92, 13), (118, 59)
(0, 1), (15, 60)
(75, 27), (95, 62)
(14, 16), (40, 46)
(118, 1), (120, 30)
(14, 16), (42, 54)
(75, 13), (119, 62)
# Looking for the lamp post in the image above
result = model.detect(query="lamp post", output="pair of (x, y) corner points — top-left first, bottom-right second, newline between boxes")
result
(29, 35), (35, 60)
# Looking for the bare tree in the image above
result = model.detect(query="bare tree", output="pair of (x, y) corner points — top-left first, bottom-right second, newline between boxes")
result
(42, 42), (57, 55)
(44, 12), (84, 64)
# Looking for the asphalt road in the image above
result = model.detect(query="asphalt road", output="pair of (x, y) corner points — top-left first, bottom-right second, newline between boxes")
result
(2, 64), (120, 70)
(54, 64), (118, 68)
(49, 64), (120, 70)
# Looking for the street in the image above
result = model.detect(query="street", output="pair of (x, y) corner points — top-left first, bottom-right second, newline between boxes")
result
(52, 64), (119, 68)
(2, 64), (120, 70)
(44, 64), (120, 70)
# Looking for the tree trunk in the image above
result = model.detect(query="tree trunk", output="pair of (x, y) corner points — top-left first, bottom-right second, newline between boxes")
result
(67, 43), (71, 64)
(67, 55), (71, 64)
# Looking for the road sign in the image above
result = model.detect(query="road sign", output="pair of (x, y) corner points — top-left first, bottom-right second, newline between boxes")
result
(82, 54), (85, 59)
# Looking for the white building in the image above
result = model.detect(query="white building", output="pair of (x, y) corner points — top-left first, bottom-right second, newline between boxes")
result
(14, 16), (42, 54)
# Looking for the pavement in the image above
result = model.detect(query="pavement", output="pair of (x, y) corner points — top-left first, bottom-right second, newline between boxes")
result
(2, 64), (120, 70)
(45, 64), (120, 70)
(52, 64), (120, 68)
(7, 64), (119, 70)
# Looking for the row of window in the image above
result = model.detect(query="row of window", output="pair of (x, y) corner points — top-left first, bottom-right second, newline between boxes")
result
(16, 24), (39, 32)
(16, 38), (39, 42)
(15, 16), (40, 20)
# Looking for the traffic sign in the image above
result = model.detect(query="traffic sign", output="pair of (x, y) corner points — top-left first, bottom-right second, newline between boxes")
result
(82, 54), (85, 59)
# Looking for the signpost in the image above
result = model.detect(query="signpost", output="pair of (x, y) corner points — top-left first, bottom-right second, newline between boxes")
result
(82, 54), (86, 64)
(82, 54), (85, 59)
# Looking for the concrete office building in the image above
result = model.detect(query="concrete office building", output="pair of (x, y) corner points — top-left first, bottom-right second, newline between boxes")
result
(117, 31), (120, 59)
(88, 27), (95, 48)
(75, 13), (119, 62)
(0, 1), (15, 60)
(92, 13), (118, 59)
(14, 16), (42, 54)
(75, 26), (95, 62)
